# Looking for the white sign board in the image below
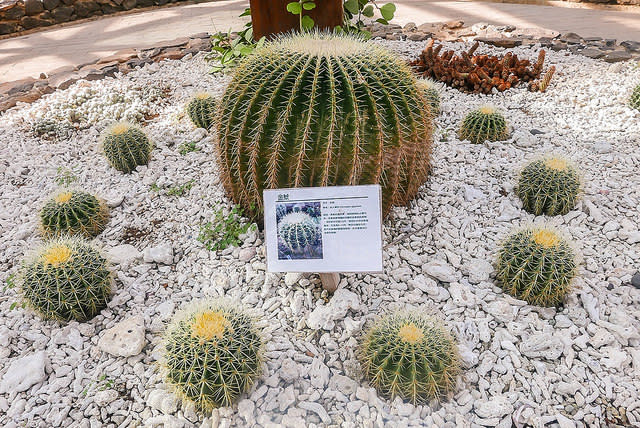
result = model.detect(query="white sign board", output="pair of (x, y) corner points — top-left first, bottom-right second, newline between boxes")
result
(264, 185), (383, 273)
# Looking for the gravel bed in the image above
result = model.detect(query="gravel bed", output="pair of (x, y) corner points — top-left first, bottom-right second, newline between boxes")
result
(0, 41), (639, 428)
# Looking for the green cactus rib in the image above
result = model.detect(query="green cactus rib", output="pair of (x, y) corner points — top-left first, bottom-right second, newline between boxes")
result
(187, 94), (217, 129)
(360, 312), (460, 404)
(631, 83), (640, 111)
(278, 212), (319, 252)
(19, 237), (112, 321)
(162, 300), (263, 410)
(496, 227), (577, 307)
(215, 33), (433, 219)
(458, 107), (509, 143)
(102, 122), (153, 173)
(40, 189), (109, 238)
(417, 79), (441, 116)
(515, 157), (581, 216)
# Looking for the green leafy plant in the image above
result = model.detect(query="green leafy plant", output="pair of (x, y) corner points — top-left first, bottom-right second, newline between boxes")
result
(631, 83), (640, 111)
(101, 122), (153, 173)
(207, 8), (265, 74)
(18, 237), (112, 321)
(216, 32), (433, 219)
(167, 180), (195, 197)
(178, 141), (201, 155)
(496, 226), (577, 307)
(287, 0), (316, 31)
(55, 167), (78, 187)
(40, 189), (110, 238)
(458, 106), (509, 143)
(161, 299), (264, 410)
(515, 156), (581, 216)
(340, 0), (396, 36)
(187, 93), (217, 129)
(360, 312), (460, 404)
(198, 204), (255, 252)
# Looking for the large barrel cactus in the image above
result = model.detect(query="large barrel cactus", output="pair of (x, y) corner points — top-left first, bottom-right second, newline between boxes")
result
(215, 32), (434, 219)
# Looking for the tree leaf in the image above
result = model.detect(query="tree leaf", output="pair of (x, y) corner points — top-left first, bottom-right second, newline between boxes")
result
(301, 15), (315, 29)
(380, 3), (396, 20)
(344, 0), (359, 14)
(286, 2), (302, 14)
(240, 7), (251, 17)
(303, 1), (316, 10)
(375, 18), (389, 25)
(362, 4), (374, 17)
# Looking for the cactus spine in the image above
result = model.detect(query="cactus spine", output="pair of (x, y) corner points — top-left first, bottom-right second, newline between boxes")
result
(19, 237), (112, 321)
(162, 300), (263, 410)
(417, 78), (441, 115)
(458, 106), (509, 143)
(496, 226), (577, 307)
(215, 32), (433, 219)
(40, 189), (109, 238)
(360, 312), (460, 404)
(102, 122), (153, 173)
(631, 83), (640, 111)
(187, 93), (216, 129)
(516, 156), (581, 216)
(278, 212), (319, 253)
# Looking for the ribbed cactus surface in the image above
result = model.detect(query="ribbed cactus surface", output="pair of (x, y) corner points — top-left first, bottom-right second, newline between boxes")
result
(516, 156), (580, 216)
(162, 300), (263, 410)
(187, 93), (216, 129)
(496, 227), (577, 307)
(417, 79), (441, 116)
(631, 83), (640, 111)
(215, 33), (433, 219)
(19, 237), (112, 321)
(459, 106), (509, 143)
(360, 312), (459, 404)
(278, 212), (319, 253)
(102, 122), (153, 173)
(40, 189), (109, 238)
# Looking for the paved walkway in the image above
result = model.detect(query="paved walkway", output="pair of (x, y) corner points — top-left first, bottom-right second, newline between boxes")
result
(1, 0), (639, 82)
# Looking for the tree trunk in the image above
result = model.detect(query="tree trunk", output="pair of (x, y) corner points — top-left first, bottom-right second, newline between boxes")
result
(249, 0), (344, 41)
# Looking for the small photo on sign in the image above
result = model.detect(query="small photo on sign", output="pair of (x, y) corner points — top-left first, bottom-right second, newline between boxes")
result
(276, 202), (323, 260)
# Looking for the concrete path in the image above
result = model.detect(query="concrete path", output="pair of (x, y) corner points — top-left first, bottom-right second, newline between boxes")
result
(1, 0), (639, 82)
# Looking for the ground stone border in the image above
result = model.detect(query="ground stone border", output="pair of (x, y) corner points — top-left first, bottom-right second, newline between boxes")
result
(1, 21), (639, 114)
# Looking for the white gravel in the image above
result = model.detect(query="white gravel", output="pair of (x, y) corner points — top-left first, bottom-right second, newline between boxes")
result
(0, 41), (639, 428)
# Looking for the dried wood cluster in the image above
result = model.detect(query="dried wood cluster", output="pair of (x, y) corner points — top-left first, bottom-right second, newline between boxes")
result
(410, 40), (554, 94)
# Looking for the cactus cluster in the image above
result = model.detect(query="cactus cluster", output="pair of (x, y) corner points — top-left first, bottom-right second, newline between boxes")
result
(417, 78), (441, 116)
(496, 226), (577, 307)
(19, 237), (112, 321)
(215, 32), (433, 219)
(187, 93), (217, 129)
(360, 312), (460, 404)
(102, 122), (153, 173)
(40, 189), (109, 238)
(458, 106), (509, 143)
(161, 300), (263, 410)
(515, 156), (581, 216)
(631, 83), (640, 111)
(278, 212), (320, 254)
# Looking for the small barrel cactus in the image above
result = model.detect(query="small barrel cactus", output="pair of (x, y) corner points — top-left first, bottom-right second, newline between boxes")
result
(496, 226), (577, 307)
(278, 212), (319, 253)
(631, 83), (640, 111)
(102, 122), (153, 173)
(360, 312), (460, 404)
(417, 78), (441, 115)
(215, 32), (433, 219)
(40, 189), (109, 238)
(19, 237), (112, 321)
(458, 106), (509, 143)
(515, 156), (581, 216)
(161, 300), (264, 410)
(187, 93), (216, 129)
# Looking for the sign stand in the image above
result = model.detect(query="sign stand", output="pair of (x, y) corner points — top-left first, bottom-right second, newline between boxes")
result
(319, 272), (340, 293)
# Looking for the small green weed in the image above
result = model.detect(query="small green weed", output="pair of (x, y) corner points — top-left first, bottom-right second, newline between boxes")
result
(198, 204), (255, 251)
(55, 167), (78, 186)
(167, 180), (194, 197)
(149, 183), (160, 193)
(178, 141), (201, 155)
